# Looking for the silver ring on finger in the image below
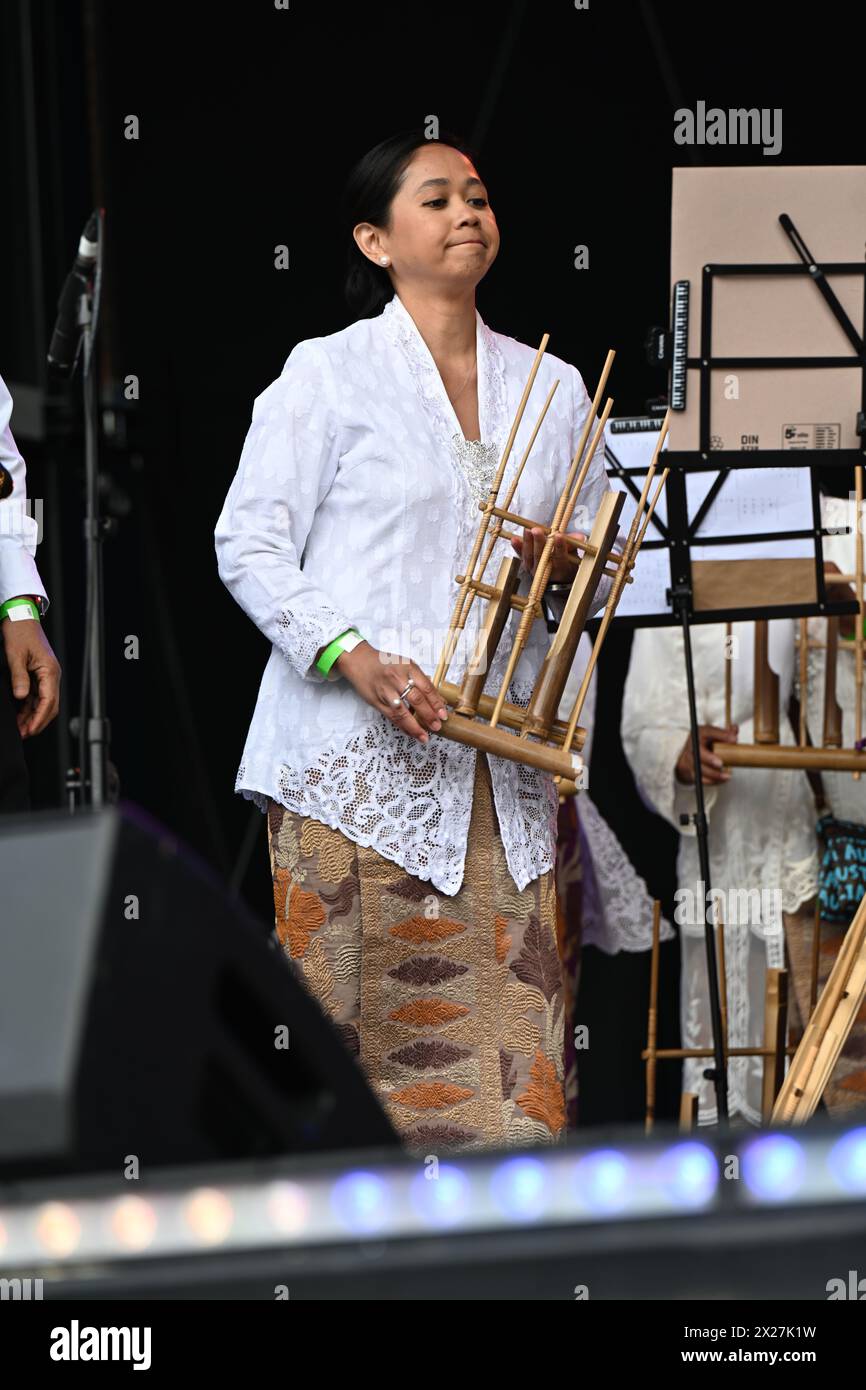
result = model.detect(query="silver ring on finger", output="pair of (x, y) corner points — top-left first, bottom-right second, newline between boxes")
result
(398, 678), (415, 702)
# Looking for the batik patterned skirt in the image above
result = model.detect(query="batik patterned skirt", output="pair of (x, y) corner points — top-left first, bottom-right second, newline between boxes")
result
(554, 793), (583, 1130)
(266, 750), (567, 1151)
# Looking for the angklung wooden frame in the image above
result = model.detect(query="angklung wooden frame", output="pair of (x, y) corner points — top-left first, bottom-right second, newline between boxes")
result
(712, 463), (866, 775)
(642, 900), (795, 1132)
(772, 887), (866, 1123)
(429, 338), (669, 794)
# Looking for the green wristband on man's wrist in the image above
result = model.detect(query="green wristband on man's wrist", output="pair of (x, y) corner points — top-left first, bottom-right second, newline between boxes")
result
(0, 597), (41, 624)
(315, 628), (364, 679)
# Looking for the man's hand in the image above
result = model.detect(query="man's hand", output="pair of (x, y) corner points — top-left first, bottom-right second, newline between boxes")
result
(2, 616), (61, 737)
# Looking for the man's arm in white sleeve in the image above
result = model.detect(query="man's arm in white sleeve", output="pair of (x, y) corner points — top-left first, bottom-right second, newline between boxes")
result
(0, 374), (49, 613)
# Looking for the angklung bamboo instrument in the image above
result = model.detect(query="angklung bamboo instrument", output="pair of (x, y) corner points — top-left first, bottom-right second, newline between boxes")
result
(713, 463), (866, 776)
(772, 886), (866, 1123)
(430, 341), (669, 790)
(714, 610), (866, 771)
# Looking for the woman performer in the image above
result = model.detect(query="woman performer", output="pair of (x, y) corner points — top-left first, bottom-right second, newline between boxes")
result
(215, 130), (612, 1151)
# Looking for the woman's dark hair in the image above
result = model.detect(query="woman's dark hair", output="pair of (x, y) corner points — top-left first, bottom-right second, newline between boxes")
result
(341, 128), (480, 321)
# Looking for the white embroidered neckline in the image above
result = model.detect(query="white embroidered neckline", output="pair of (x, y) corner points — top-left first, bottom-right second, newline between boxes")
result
(380, 293), (507, 514)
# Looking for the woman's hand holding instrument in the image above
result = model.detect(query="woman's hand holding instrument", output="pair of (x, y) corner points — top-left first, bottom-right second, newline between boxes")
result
(336, 642), (450, 745)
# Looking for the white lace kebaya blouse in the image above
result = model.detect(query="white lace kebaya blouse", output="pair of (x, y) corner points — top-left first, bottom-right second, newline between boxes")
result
(215, 292), (613, 896)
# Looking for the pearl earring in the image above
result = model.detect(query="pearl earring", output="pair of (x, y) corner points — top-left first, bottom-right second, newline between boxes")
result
(379, 256), (390, 265)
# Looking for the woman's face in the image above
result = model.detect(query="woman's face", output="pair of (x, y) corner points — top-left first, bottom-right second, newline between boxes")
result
(358, 143), (500, 293)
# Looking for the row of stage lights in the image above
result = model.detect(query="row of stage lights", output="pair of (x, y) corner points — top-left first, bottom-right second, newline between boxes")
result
(1, 1127), (865, 1272)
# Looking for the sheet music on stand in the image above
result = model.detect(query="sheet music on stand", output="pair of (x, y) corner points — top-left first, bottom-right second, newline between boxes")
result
(601, 417), (856, 627)
(602, 418), (671, 621)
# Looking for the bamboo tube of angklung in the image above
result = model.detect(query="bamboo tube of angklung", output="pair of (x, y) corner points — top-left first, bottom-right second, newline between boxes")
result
(489, 399), (614, 729)
(481, 532), (627, 583)
(724, 623), (733, 729)
(679, 1093), (699, 1131)
(645, 901), (662, 1135)
(547, 351), (617, 544)
(433, 336), (552, 689)
(561, 417), (670, 746)
(633, 466), (670, 551)
(432, 699), (581, 778)
(438, 679), (585, 745)
(486, 506), (628, 567)
(450, 380), (561, 640)
(753, 621), (780, 743)
(479, 352), (617, 729)
(454, 556), (521, 716)
(798, 618), (808, 745)
(823, 617), (843, 747)
(458, 382), (561, 615)
(518, 489), (625, 741)
(761, 967), (789, 1120)
(488, 510), (630, 578)
(714, 743), (866, 771)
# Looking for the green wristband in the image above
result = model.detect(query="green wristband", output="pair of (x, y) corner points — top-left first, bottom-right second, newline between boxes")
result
(0, 597), (41, 623)
(315, 628), (362, 678)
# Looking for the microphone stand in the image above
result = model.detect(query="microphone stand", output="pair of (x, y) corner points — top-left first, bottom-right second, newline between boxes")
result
(64, 209), (114, 810)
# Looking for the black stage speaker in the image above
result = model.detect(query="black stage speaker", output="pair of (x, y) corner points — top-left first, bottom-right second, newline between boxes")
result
(0, 803), (398, 1179)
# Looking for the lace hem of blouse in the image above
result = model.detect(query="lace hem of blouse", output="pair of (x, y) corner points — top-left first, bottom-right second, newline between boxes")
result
(237, 678), (559, 898)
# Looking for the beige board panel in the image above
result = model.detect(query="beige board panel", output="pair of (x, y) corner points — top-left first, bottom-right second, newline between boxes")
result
(691, 557), (817, 611)
(669, 165), (866, 454)
(679, 366), (852, 454)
